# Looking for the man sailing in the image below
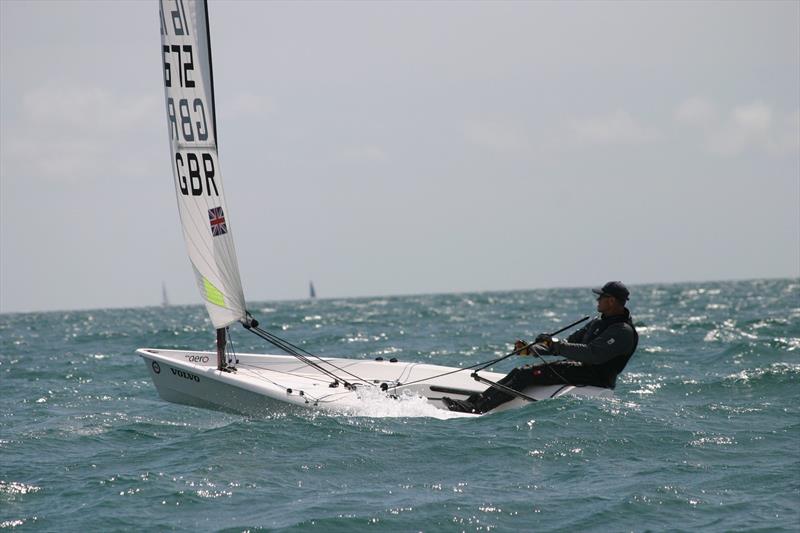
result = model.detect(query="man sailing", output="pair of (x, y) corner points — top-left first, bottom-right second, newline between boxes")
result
(443, 281), (639, 414)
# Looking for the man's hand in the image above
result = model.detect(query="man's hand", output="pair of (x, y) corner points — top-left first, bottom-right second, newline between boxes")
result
(535, 333), (553, 348)
(514, 339), (531, 356)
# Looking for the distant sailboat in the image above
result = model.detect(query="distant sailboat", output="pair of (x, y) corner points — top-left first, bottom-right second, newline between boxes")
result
(161, 282), (170, 307)
(309, 281), (316, 299)
(137, 0), (611, 416)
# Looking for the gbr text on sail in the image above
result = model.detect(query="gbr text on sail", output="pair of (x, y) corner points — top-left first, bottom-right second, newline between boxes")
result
(160, 0), (219, 197)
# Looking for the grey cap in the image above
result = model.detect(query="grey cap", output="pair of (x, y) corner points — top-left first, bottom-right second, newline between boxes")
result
(592, 281), (630, 302)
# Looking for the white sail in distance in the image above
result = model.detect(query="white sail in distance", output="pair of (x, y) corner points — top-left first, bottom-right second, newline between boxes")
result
(159, 0), (246, 329)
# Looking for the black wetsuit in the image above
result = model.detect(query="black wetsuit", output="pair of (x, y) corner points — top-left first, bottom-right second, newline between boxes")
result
(451, 309), (638, 414)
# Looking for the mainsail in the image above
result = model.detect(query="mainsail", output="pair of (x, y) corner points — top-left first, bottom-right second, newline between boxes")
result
(159, 0), (245, 329)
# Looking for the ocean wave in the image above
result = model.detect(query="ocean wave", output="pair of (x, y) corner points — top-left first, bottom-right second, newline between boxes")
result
(688, 434), (736, 447)
(0, 519), (30, 529)
(0, 481), (40, 496)
(725, 362), (800, 383)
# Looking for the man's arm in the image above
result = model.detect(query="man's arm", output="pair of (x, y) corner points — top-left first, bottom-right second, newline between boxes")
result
(535, 318), (595, 345)
(564, 319), (594, 344)
(551, 323), (635, 364)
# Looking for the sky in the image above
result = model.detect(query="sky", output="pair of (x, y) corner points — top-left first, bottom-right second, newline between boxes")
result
(1, 0), (798, 313)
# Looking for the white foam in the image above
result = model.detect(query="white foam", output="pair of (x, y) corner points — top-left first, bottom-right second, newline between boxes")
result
(335, 387), (475, 420)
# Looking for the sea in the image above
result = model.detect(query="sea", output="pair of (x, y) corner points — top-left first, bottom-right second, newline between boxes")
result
(1, 279), (798, 532)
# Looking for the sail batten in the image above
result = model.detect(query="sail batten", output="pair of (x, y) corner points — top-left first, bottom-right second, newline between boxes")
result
(160, 0), (245, 328)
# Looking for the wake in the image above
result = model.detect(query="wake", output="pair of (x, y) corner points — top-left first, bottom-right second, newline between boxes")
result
(337, 387), (474, 420)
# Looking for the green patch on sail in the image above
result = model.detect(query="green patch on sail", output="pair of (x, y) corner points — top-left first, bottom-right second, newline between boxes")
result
(203, 277), (226, 307)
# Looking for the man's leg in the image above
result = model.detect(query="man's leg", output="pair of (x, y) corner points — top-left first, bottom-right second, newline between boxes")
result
(539, 361), (611, 388)
(444, 366), (542, 414)
(443, 362), (600, 413)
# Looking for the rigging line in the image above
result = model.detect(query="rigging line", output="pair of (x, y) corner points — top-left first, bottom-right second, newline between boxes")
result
(313, 395), (356, 405)
(249, 325), (376, 388)
(471, 373), (538, 403)
(235, 361), (336, 386)
(464, 315), (591, 388)
(396, 362), (416, 385)
(404, 339), (574, 389)
(528, 350), (575, 388)
(234, 365), (321, 403)
(382, 345), (565, 392)
(310, 389), (365, 404)
(246, 326), (365, 387)
(473, 315), (592, 374)
(392, 355), (512, 389)
(227, 353), (326, 400)
(234, 363), (321, 400)
(280, 343), (380, 386)
(548, 384), (571, 399)
(226, 326), (239, 365)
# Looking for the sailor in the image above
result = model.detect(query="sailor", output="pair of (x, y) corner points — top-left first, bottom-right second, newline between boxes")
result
(443, 281), (639, 414)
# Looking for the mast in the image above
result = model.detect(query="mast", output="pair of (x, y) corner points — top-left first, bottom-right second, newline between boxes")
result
(216, 328), (226, 371)
(202, 0), (218, 144)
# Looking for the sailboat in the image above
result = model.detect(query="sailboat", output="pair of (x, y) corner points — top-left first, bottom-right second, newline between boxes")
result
(309, 281), (316, 299)
(161, 282), (170, 307)
(138, 0), (611, 417)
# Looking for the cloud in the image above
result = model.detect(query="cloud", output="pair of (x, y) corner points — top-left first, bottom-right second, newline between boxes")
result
(21, 85), (156, 133)
(707, 101), (772, 155)
(218, 92), (276, 121)
(566, 110), (660, 146)
(675, 98), (799, 156)
(464, 111), (659, 154)
(336, 144), (387, 162)
(1, 83), (161, 183)
(770, 109), (800, 156)
(464, 119), (531, 153)
(674, 96), (716, 127)
(463, 103), (796, 159)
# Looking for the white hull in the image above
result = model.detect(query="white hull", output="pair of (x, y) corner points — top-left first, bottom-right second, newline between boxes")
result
(137, 348), (612, 417)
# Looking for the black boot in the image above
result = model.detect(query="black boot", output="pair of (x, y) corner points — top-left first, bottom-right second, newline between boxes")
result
(442, 397), (478, 413)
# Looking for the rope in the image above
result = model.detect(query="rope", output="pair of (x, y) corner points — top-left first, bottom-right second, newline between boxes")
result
(225, 326), (239, 366)
(395, 353), (514, 389)
(235, 315), (589, 399)
(245, 324), (375, 390)
(394, 316), (590, 390)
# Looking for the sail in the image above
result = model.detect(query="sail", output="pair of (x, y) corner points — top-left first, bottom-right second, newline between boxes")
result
(159, 0), (246, 329)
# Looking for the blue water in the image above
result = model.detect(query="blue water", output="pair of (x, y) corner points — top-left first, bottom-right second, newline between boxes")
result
(1, 279), (798, 531)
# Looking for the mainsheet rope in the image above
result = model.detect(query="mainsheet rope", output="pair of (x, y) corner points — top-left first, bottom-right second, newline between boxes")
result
(242, 322), (375, 390)
(234, 315), (590, 397)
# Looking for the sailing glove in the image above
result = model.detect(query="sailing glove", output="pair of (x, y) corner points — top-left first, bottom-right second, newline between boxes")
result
(514, 339), (531, 355)
(548, 338), (563, 355)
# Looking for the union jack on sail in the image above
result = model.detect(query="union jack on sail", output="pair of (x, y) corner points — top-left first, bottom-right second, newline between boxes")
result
(208, 206), (227, 236)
